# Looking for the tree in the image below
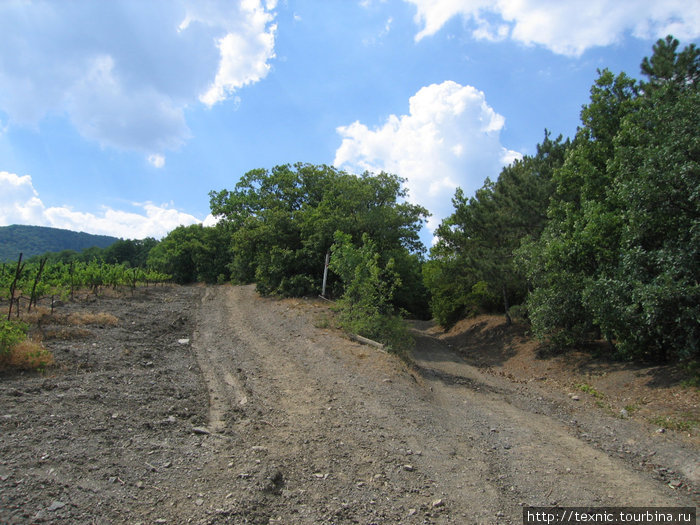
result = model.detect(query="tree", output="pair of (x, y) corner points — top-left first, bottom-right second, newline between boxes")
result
(425, 132), (569, 327)
(522, 36), (699, 362)
(583, 43), (700, 362)
(147, 224), (232, 284)
(209, 163), (429, 314)
(520, 69), (637, 347)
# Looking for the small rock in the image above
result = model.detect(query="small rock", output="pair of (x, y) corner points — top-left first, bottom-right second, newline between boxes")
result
(48, 501), (66, 512)
(136, 481), (144, 489)
(195, 498), (204, 506)
(497, 511), (505, 517)
(178, 339), (190, 345)
(403, 464), (415, 472)
(656, 428), (666, 434)
(408, 509), (417, 516)
(192, 427), (211, 435)
(571, 395), (580, 401)
(432, 498), (445, 508)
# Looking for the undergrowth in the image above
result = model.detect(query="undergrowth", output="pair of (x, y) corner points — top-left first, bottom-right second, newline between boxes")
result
(0, 319), (53, 372)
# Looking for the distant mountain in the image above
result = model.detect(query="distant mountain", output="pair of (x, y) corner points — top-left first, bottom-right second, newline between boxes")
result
(0, 224), (119, 262)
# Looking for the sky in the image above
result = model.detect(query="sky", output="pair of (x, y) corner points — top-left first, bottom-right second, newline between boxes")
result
(1, 0), (698, 247)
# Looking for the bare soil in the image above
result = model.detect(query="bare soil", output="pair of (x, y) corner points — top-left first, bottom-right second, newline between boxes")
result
(0, 284), (697, 524)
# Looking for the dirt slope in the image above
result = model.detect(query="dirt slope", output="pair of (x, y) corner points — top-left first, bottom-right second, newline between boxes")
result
(0, 285), (696, 524)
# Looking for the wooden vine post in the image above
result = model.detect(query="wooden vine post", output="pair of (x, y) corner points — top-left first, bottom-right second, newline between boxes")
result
(7, 253), (25, 321)
(28, 257), (47, 313)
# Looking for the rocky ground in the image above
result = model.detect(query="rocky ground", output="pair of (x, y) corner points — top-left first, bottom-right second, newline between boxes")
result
(0, 284), (697, 524)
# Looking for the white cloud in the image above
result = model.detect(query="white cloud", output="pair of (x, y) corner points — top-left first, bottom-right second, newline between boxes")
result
(198, 2), (277, 106)
(404, 0), (700, 56)
(148, 154), (166, 168)
(0, 171), (202, 239)
(334, 81), (520, 235)
(0, 1), (276, 156)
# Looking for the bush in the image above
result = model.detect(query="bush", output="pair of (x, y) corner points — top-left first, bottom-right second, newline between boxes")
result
(0, 320), (53, 372)
(330, 232), (413, 357)
(0, 320), (28, 355)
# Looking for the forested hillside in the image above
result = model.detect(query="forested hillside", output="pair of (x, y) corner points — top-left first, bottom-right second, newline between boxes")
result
(0, 225), (119, 262)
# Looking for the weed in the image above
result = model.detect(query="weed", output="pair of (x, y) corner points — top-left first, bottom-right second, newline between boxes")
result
(314, 313), (333, 329)
(624, 403), (640, 414)
(577, 383), (605, 399)
(649, 415), (698, 432)
(68, 312), (119, 326)
(0, 320), (28, 355)
(4, 339), (54, 371)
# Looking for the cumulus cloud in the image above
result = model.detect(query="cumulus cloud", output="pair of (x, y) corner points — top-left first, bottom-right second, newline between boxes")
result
(334, 81), (520, 235)
(0, 171), (202, 239)
(404, 0), (700, 56)
(0, 1), (276, 160)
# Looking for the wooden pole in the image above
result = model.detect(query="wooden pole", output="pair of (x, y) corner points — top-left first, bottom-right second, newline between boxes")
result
(7, 253), (24, 321)
(321, 251), (330, 298)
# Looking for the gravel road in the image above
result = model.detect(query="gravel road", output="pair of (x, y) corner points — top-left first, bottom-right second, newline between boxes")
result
(0, 284), (696, 524)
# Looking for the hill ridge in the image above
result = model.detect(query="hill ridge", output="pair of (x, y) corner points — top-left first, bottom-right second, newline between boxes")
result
(0, 224), (119, 262)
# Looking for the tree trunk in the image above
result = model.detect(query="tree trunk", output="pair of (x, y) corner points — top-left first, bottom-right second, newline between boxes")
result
(502, 283), (512, 326)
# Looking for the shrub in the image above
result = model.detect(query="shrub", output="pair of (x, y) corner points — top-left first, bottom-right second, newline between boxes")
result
(330, 232), (413, 358)
(0, 320), (28, 355)
(0, 320), (53, 372)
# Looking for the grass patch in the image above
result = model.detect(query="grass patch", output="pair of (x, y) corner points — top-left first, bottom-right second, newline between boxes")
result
(314, 312), (334, 330)
(43, 327), (92, 340)
(649, 415), (698, 432)
(67, 312), (119, 326)
(0, 320), (53, 372)
(577, 383), (605, 399)
(0, 339), (54, 372)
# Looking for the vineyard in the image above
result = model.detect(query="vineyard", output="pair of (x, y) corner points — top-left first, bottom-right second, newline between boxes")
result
(1, 254), (171, 318)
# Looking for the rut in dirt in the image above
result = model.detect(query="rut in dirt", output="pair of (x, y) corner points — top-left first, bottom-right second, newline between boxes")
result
(185, 285), (697, 523)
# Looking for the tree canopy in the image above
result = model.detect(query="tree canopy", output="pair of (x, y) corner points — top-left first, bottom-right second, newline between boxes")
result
(209, 163), (430, 314)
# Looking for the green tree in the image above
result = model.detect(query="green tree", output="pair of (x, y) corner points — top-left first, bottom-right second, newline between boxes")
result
(583, 39), (699, 362)
(521, 69), (637, 347)
(426, 132), (569, 327)
(147, 224), (232, 284)
(329, 231), (411, 355)
(522, 36), (699, 362)
(210, 163), (429, 314)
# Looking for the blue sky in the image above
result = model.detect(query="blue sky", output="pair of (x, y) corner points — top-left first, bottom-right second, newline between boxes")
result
(1, 0), (698, 245)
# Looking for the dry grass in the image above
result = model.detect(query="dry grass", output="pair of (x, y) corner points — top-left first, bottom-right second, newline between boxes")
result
(66, 312), (119, 326)
(0, 339), (54, 372)
(42, 327), (92, 340)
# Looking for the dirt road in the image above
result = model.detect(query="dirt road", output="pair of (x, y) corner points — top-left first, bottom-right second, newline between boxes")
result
(0, 285), (696, 524)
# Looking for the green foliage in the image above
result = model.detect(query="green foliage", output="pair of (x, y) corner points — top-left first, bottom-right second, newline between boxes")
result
(0, 257), (170, 304)
(0, 320), (28, 355)
(210, 163), (429, 315)
(521, 35), (699, 363)
(426, 132), (569, 327)
(147, 224), (232, 284)
(330, 232), (413, 356)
